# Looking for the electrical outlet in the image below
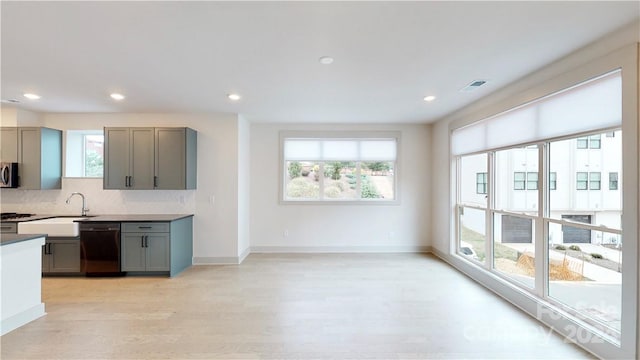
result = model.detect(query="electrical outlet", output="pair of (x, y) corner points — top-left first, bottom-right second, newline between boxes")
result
(284, 229), (289, 237)
(209, 195), (215, 204)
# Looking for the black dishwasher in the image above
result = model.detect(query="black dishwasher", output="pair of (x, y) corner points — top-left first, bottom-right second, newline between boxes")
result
(80, 223), (125, 276)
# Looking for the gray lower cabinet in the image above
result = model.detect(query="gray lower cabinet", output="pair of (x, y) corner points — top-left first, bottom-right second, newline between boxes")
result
(121, 223), (170, 272)
(42, 239), (81, 273)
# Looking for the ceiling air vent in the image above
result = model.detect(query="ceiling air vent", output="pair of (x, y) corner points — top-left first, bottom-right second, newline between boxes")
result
(460, 79), (488, 92)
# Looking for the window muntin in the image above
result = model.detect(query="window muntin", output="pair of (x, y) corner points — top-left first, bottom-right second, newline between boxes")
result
(589, 134), (601, 149)
(65, 130), (104, 178)
(282, 135), (397, 202)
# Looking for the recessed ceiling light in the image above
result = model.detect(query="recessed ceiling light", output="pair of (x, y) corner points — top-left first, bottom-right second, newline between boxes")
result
(423, 95), (436, 102)
(228, 93), (241, 101)
(110, 93), (125, 100)
(319, 56), (334, 65)
(23, 93), (41, 100)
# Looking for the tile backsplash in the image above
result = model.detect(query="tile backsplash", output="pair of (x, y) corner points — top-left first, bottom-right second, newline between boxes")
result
(0, 178), (196, 215)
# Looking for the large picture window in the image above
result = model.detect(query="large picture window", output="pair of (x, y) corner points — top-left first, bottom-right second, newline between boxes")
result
(281, 134), (398, 202)
(452, 70), (625, 345)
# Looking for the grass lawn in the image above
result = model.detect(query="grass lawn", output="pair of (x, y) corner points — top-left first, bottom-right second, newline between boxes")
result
(460, 225), (518, 263)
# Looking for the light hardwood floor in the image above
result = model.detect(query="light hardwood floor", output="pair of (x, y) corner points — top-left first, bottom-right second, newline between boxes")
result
(1, 253), (593, 359)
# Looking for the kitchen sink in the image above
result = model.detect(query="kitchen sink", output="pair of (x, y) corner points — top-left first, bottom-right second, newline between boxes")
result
(17, 217), (88, 237)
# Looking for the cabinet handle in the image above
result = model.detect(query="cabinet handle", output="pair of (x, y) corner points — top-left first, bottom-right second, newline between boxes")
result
(138, 226), (152, 229)
(1, 226), (12, 230)
(125, 176), (129, 187)
(154, 176), (158, 188)
(129, 176), (133, 187)
(47, 243), (52, 255)
(141, 236), (144, 248)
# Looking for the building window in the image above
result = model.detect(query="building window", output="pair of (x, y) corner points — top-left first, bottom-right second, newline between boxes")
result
(282, 134), (398, 202)
(589, 172), (601, 190)
(65, 130), (104, 178)
(576, 137), (588, 149)
(576, 172), (588, 190)
(609, 172), (618, 190)
(526, 172), (538, 190)
(577, 135), (601, 149)
(513, 172), (526, 190)
(476, 172), (487, 194)
(549, 172), (557, 190)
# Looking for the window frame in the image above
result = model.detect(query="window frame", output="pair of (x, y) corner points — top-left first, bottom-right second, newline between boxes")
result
(589, 171), (602, 190)
(279, 131), (400, 205)
(513, 171), (526, 190)
(64, 130), (104, 178)
(609, 172), (619, 190)
(476, 172), (487, 194)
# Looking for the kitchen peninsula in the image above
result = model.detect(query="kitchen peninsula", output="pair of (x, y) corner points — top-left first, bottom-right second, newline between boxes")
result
(1, 234), (47, 335)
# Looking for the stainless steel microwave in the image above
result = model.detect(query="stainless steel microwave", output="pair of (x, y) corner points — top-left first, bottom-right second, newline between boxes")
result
(0, 162), (18, 188)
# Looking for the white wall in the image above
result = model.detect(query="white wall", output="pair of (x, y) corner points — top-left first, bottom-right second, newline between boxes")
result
(430, 21), (639, 359)
(0, 112), (245, 263)
(250, 123), (431, 252)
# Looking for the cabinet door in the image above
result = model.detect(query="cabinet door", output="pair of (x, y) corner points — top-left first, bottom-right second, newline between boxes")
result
(130, 128), (154, 189)
(145, 234), (170, 271)
(18, 128), (41, 190)
(121, 233), (146, 271)
(104, 128), (130, 189)
(49, 240), (81, 273)
(0, 127), (18, 162)
(155, 128), (185, 189)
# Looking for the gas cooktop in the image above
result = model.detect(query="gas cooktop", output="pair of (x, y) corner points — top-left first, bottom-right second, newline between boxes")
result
(0, 213), (34, 220)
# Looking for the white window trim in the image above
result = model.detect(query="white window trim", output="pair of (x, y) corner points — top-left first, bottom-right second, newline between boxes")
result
(64, 129), (104, 179)
(279, 131), (401, 205)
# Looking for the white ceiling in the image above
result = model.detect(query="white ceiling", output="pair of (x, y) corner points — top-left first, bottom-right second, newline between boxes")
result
(1, 2), (638, 124)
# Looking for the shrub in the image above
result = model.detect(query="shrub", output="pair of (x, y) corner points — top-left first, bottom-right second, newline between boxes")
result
(324, 185), (341, 198)
(361, 176), (380, 198)
(554, 245), (567, 250)
(591, 253), (604, 259)
(301, 169), (310, 177)
(287, 178), (319, 198)
(334, 181), (345, 191)
(568, 245), (581, 251)
(288, 161), (302, 179)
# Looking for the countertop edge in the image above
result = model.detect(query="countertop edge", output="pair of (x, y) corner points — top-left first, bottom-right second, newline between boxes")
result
(1, 234), (47, 246)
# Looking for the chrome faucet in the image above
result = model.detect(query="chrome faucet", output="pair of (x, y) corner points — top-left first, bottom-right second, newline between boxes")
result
(65, 192), (89, 216)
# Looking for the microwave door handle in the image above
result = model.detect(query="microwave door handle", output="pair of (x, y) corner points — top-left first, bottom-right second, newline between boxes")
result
(1, 166), (8, 185)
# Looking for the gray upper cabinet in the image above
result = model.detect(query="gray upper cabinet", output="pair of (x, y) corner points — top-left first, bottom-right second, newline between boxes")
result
(0, 127), (18, 162)
(104, 127), (196, 190)
(155, 128), (197, 190)
(0, 127), (62, 189)
(104, 127), (155, 189)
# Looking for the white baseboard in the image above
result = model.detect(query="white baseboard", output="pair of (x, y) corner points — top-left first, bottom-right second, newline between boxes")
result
(193, 257), (242, 265)
(1, 303), (46, 336)
(193, 246), (432, 265)
(250, 245), (431, 253)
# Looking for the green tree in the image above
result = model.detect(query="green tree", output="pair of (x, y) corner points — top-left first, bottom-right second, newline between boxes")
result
(288, 161), (302, 179)
(363, 162), (390, 175)
(85, 151), (104, 177)
(329, 162), (343, 180)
